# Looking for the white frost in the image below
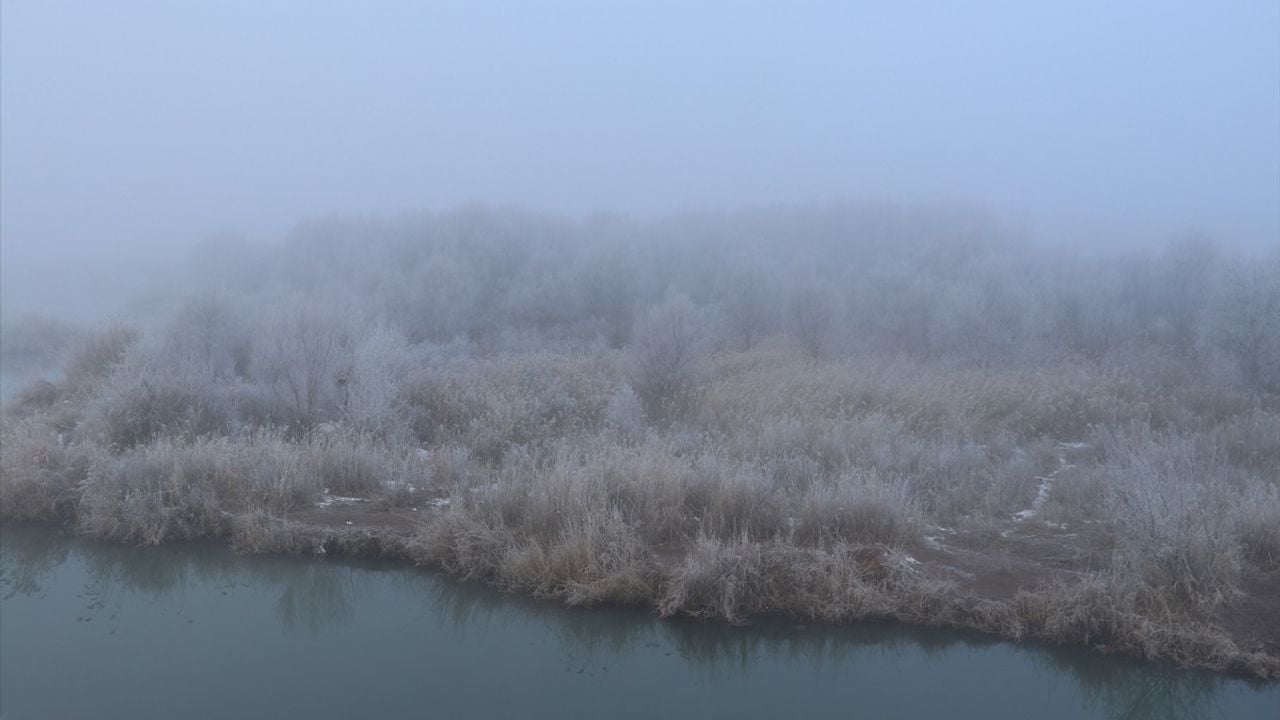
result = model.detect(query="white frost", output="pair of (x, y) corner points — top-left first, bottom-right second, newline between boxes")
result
(316, 493), (371, 509)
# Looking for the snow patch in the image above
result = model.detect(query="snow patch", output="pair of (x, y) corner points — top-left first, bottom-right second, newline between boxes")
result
(1012, 478), (1053, 522)
(893, 552), (922, 574)
(924, 525), (956, 549)
(1012, 469), (1056, 522)
(316, 492), (371, 509)
(381, 478), (419, 493)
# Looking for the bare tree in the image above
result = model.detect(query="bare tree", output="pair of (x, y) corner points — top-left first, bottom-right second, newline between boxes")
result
(1159, 236), (1217, 353)
(788, 282), (838, 359)
(163, 294), (251, 379)
(721, 266), (773, 351)
(583, 258), (637, 349)
(343, 326), (415, 438)
(629, 293), (702, 424)
(253, 306), (353, 430)
(1211, 259), (1280, 390)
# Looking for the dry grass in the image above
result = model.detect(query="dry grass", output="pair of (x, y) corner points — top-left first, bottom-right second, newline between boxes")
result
(1012, 576), (1280, 677)
(63, 325), (139, 393)
(0, 418), (92, 521)
(3, 337), (1278, 677)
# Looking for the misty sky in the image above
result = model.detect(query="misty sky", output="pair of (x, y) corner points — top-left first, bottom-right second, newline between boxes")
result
(2, 1), (1278, 317)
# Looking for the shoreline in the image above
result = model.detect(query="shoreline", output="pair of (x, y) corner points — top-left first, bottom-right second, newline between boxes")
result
(5, 318), (1278, 685)
(7, 505), (1276, 681)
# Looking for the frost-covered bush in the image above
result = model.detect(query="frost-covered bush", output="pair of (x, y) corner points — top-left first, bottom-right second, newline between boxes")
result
(787, 281), (840, 359)
(629, 293), (705, 425)
(63, 324), (139, 393)
(79, 363), (233, 451)
(604, 385), (646, 444)
(402, 356), (605, 459)
(1098, 429), (1246, 610)
(0, 417), (92, 520)
(1210, 259), (1280, 392)
(252, 304), (354, 430)
(343, 327), (416, 439)
(76, 433), (305, 544)
(162, 294), (252, 380)
(301, 433), (392, 498)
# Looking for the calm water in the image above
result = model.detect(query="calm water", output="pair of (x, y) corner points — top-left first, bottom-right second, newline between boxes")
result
(1, 525), (1276, 719)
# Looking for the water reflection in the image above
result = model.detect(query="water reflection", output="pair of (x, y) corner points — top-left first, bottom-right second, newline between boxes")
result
(408, 567), (1258, 720)
(2, 524), (1273, 720)
(1037, 649), (1225, 720)
(0, 525), (364, 632)
(0, 523), (73, 598)
(272, 565), (361, 631)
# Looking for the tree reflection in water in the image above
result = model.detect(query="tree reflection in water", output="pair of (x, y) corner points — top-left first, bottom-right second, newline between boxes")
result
(0, 524), (73, 599)
(268, 561), (360, 632)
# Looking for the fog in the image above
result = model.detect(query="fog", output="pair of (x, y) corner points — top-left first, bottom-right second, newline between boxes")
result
(2, 1), (1278, 318)
(5, 3), (1280, 691)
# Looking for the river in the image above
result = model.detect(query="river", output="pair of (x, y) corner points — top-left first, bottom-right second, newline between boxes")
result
(1, 524), (1275, 719)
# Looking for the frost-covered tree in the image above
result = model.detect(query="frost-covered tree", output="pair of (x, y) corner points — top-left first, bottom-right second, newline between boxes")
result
(253, 305), (353, 429)
(1158, 236), (1218, 353)
(788, 281), (839, 359)
(1211, 258), (1280, 391)
(343, 326), (416, 438)
(720, 266), (773, 351)
(629, 293), (703, 424)
(163, 294), (251, 379)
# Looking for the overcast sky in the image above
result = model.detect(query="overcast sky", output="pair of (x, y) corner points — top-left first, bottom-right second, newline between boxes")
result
(2, 1), (1278, 317)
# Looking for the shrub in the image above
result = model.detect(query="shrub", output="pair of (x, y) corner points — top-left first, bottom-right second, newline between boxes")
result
(79, 370), (232, 451)
(1237, 481), (1280, 569)
(78, 443), (227, 544)
(1099, 431), (1244, 611)
(252, 305), (353, 430)
(787, 282), (839, 359)
(794, 471), (921, 547)
(0, 418), (91, 520)
(163, 294), (252, 379)
(629, 294), (704, 425)
(63, 324), (139, 393)
(301, 434), (389, 497)
(7, 380), (63, 416)
(74, 434), (306, 544)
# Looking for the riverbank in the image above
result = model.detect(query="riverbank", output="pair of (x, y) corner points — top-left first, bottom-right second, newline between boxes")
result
(4, 334), (1279, 680)
(6, 494), (1277, 680)
(250, 502), (1280, 680)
